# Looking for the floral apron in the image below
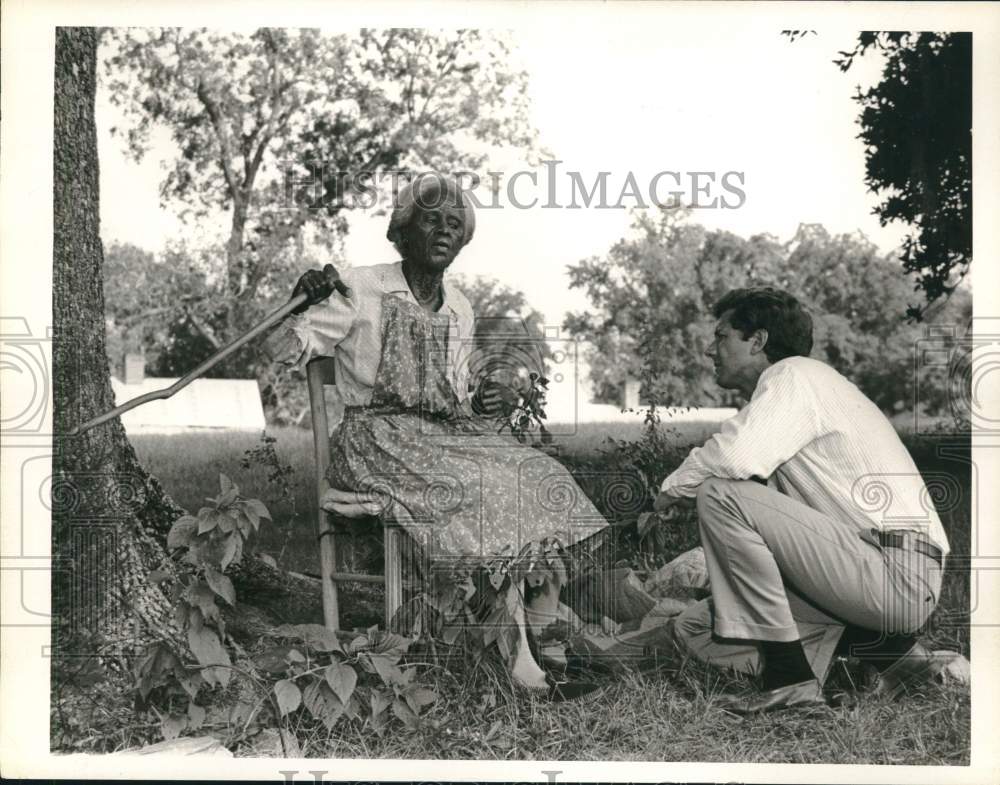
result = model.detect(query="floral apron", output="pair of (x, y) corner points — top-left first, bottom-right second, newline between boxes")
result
(328, 294), (609, 565)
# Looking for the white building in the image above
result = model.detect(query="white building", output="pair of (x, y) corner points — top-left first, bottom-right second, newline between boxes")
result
(110, 354), (266, 434)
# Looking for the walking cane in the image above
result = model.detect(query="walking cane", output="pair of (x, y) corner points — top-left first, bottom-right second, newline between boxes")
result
(68, 265), (347, 437)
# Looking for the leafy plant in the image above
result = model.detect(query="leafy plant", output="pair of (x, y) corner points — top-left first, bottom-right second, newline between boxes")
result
(135, 473), (271, 741)
(250, 623), (437, 735)
(489, 372), (554, 447)
(240, 431), (299, 565)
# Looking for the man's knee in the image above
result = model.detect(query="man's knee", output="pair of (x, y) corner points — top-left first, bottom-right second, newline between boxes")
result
(695, 477), (738, 525)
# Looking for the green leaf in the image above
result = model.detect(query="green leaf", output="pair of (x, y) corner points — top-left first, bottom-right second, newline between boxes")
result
(204, 566), (235, 606)
(349, 635), (370, 653)
(302, 678), (325, 718)
(197, 509), (219, 535)
(161, 713), (187, 741)
(218, 487), (239, 508)
(148, 569), (171, 584)
(273, 623), (344, 653)
(370, 687), (392, 718)
(188, 605), (204, 634)
(274, 679), (301, 716)
(238, 502), (261, 531)
(220, 533), (240, 572)
(323, 661), (357, 705)
(219, 473), (233, 495)
(253, 645), (297, 675)
(178, 672), (202, 699)
(183, 582), (220, 624)
(187, 625), (230, 682)
(404, 686), (437, 715)
(317, 684), (346, 730)
(187, 702), (206, 730)
(392, 698), (420, 730)
(167, 516), (198, 550)
(245, 498), (271, 521)
(217, 511), (236, 534)
(368, 653), (404, 686)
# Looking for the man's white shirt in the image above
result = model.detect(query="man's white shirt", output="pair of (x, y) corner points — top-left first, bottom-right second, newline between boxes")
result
(660, 356), (949, 554)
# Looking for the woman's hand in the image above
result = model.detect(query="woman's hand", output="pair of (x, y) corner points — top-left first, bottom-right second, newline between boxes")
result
(471, 377), (518, 418)
(321, 487), (387, 518)
(291, 263), (352, 314)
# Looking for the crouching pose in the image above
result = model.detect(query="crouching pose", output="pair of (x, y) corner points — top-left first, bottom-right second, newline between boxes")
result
(653, 287), (962, 713)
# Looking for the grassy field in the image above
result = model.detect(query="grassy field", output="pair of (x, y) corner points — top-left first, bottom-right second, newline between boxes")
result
(108, 421), (971, 763)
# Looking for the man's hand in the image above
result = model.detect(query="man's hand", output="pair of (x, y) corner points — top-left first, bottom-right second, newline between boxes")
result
(321, 487), (387, 518)
(291, 264), (352, 315)
(652, 490), (693, 522)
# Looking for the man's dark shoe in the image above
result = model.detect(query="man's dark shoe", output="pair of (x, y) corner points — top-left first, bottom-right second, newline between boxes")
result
(876, 642), (967, 700)
(716, 679), (826, 715)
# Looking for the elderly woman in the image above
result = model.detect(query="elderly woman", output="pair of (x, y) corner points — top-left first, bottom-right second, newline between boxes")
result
(270, 173), (609, 698)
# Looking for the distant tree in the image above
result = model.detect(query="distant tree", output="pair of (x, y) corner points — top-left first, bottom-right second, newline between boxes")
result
(103, 241), (214, 377)
(564, 208), (785, 407)
(451, 274), (553, 385)
(834, 32), (972, 320)
(786, 224), (970, 414)
(101, 28), (543, 345)
(564, 210), (971, 414)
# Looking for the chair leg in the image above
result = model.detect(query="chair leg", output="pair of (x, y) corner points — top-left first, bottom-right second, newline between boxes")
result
(384, 525), (404, 627)
(318, 511), (340, 630)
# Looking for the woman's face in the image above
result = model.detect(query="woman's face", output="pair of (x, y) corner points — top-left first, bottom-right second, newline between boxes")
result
(400, 198), (467, 273)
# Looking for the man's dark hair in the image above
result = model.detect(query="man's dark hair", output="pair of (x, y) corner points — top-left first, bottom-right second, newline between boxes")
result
(712, 287), (813, 362)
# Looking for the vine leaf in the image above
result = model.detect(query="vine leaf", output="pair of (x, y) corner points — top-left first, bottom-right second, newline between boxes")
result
(161, 713), (187, 741)
(274, 679), (301, 716)
(198, 509), (220, 535)
(244, 498), (272, 522)
(204, 566), (236, 605)
(392, 698), (420, 730)
(187, 626), (230, 687)
(220, 533), (240, 571)
(187, 702), (206, 730)
(368, 653), (404, 686)
(404, 686), (437, 715)
(273, 623), (344, 653)
(167, 516), (198, 550)
(324, 661), (358, 705)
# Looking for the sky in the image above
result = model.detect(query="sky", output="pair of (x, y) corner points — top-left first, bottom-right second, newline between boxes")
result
(96, 26), (905, 329)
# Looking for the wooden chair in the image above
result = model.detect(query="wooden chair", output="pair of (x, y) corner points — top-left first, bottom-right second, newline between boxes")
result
(307, 357), (404, 630)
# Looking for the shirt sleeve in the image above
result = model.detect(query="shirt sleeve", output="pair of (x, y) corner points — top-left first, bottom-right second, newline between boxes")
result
(264, 289), (358, 369)
(660, 362), (829, 498)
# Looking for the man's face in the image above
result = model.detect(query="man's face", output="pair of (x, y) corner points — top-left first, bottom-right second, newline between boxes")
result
(400, 196), (466, 273)
(705, 310), (760, 390)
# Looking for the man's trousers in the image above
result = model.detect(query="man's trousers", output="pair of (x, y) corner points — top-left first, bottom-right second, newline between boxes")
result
(673, 478), (943, 682)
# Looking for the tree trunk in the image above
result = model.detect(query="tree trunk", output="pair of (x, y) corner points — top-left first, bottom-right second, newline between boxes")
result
(52, 29), (322, 662)
(53, 27), (185, 659)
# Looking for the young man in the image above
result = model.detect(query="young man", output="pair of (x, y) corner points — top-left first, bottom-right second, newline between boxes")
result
(654, 287), (960, 713)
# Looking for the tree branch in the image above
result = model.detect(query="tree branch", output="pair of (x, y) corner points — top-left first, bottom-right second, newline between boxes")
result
(196, 78), (243, 207)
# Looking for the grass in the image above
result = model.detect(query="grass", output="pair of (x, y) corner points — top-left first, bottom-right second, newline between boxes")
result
(57, 421), (970, 763)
